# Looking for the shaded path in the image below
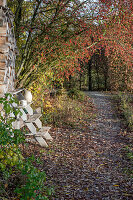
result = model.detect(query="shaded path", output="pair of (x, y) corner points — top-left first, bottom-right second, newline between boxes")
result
(41, 92), (133, 199)
(82, 92), (132, 199)
(86, 92), (121, 139)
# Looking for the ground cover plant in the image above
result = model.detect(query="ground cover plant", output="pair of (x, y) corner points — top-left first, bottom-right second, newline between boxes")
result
(118, 92), (133, 132)
(116, 92), (133, 181)
(122, 145), (133, 178)
(40, 89), (96, 129)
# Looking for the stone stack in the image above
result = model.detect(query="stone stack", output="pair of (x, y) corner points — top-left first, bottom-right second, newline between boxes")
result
(0, 0), (17, 96)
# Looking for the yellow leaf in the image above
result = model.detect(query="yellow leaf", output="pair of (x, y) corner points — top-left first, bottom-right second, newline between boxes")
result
(4, 183), (8, 188)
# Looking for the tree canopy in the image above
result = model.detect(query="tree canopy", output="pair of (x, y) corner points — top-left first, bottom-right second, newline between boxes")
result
(7, 0), (133, 91)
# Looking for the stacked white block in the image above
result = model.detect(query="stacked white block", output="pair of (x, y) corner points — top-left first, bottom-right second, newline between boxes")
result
(11, 89), (53, 147)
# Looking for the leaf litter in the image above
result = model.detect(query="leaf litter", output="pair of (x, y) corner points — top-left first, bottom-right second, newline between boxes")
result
(22, 92), (133, 199)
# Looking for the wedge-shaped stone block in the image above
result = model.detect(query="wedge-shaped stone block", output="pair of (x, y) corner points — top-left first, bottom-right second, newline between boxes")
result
(0, 69), (5, 81)
(0, 62), (6, 69)
(0, 8), (3, 16)
(0, 45), (9, 53)
(0, 53), (6, 61)
(0, 83), (8, 94)
(0, 19), (3, 27)
(0, 26), (6, 34)
(0, 36), (6, 44)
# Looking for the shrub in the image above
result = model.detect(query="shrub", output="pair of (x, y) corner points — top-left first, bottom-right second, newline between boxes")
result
(118, 92), (133, 130)
(0, 144), (23, 170)
(42, 91), (93, 128)
(0, 94), (54, 199)
(15, 156), (54, 200)
(67, 88), (85, 101)
(123, 146), (133, 178)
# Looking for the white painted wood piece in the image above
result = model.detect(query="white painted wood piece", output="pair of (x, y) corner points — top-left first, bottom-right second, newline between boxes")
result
(24, 104), (33, 115)
(37, 131), (53, 141)
(36, 126), (52, 141)
(20, 108), (27, 121)
(10, 88), (24, 95)
(25, 113), (42, 123)
(16, 92), (25, 101)
(9, 111), (15, 118)
(40, 126), (51, 132)
(34, 118), (42, 129)
(3, 67), (8, 81)
(19, 118), (24, 128)
(11, 102), (17, 107)
(24, 90), (32, 103)
(25, 122), (36, 135)
(34, 107), (41, 114)
(25, 132), (35, 136)
(35, 136), (48, 147)
(12, 120), (20, 129)
(25, 138), (36, 143)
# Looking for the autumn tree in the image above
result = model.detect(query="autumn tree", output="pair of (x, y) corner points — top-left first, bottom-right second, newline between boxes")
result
(75, 0), (132, 91)
(8, 0), (132, 91)
(94, 0), (133, 91)
(7, 0), (95, 87)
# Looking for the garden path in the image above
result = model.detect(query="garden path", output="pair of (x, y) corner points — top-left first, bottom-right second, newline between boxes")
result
(35, 92), (133, 199)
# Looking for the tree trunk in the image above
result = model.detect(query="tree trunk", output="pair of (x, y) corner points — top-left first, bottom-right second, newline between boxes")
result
(79, 73), (82, 90)
(104, 75), (107, 90)
(88, 59), (92, 91)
